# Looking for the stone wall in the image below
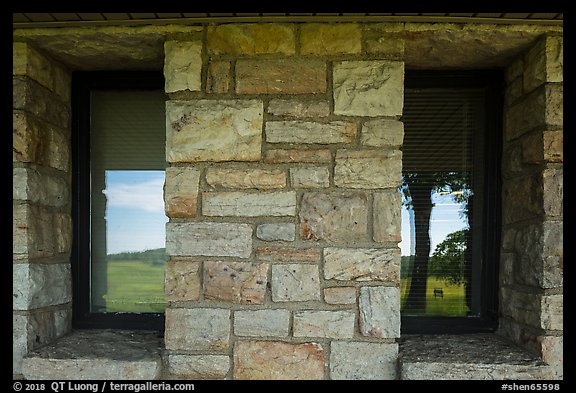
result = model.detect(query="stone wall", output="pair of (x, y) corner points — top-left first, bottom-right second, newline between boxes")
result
(162, 24), (404, 380)
(13, 42), (73, 375)
(499, 34), (563, 379)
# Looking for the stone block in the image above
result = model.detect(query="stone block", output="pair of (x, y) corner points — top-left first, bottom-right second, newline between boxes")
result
(256, 223), (295, 241)
(165, 260), (201, 302)
(523, 35), (563, 93)
(205, 168), (286, 190)
(271, 264), (321, 302)
(164, 166), (201, 218)
(299, 191), (369, 243)
(206, 60), (231, 94)
(334, 149), (402, 189)
(500, 288), (562, 331)
(323, 287), (356, 305)
(203, 191), (296, 217)
(290, 167), (330, 188)
(13, 42), (62, 94)
(333, 60), (404, 117)
(373, 190), (402, 243)
(13, 167), (69, 208)
(13, 263), (72, 310)
(165, 308), (230, 351)
(255, 247), (321, 263)
(233, 340), (324, 380)
(522, 130), (563, 164)
(236, 59), (326, 94)
(268, 99), (330, 118)
(300, 24), (361, 55)
(502, 174), (543, 224)
(363, 26), (405, 58)
(293, 310), (355, 338)
(359, 286), (400, 338)
(264, 148), (332, 164)
(166, 99), (263, 163)
(266, 120), (356, 144)
(330, 341), (398, 380)
(163, 41), (202, 93)
(168, 354), (229, 379)
(543, 168), (563, 217)
(324, 247), (400, 282)
(166, 222), (252, 258)
(207, 24), (296, 55)
(204, 261), (268, 304)
(361, 119), (404, 147)
(234, 309), (290, 337)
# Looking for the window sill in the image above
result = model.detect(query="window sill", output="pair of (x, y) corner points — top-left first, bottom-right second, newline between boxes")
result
(21, 330), (163, 380)
(399, 333), (553, 380)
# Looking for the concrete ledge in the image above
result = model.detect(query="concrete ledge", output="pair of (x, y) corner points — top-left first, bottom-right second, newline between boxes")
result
(22, 330), (163, 380)
(399, 334), (553, 380)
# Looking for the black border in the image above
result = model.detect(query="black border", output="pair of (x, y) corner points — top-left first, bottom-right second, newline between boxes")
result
(71, 71), (165, 331)
(401, 70), (503, 334)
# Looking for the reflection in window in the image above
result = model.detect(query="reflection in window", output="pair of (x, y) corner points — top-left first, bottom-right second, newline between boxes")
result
(400, 87), (484, 317)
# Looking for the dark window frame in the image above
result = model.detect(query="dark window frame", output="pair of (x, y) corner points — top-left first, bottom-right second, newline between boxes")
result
(71, 71), (165, 330)
(400, 70), (503, 334)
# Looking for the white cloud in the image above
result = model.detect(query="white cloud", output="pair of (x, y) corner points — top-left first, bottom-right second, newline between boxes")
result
(103, 177), (165, 212)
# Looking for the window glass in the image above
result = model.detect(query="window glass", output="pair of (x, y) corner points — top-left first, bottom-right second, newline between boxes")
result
(90, 90), (167, 313)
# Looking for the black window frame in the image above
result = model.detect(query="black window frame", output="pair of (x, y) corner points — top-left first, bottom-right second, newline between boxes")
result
(400, 70), (503, 334)
(71, 71), (166, 331)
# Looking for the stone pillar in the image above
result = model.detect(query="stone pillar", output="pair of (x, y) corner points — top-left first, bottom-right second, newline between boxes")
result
(13, 42), (73, 376)
(163, 24), (404, 380)
(499, 34), (563, 379)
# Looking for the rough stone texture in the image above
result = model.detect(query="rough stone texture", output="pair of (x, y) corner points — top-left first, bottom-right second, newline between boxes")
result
(334, 149), (402, 189)
(299, 192), (369, 243)
(373, 190), (402, 243)
(256, 223), (295, 241)
(290, 167), (330, 188)
(543, 168), (563, 217)
(204, 261), (268, 304)
(271, 264), (321, 302)
(13, 77), (70, 130)
(364, 25), (405, 59)
(207, 24), (296, 56)
(324, 247), (400, 282)
(166, 99), (263, 163)
(331, 341), (398, 380)
(164, 40), (202, 93)
(206, 60), (230, 94)
(22, 330), (162, 380)
(164, 166), (201, 218)
(264, 148), (332, 164)
(266, 120), (356, 145)
(333, 60), (404, 117)
(361, 119), (404, 147)
(233, 340), (324, 380)
(268, 99), (330, 117)
(255, 247), (321, 263)
(165, 308), (230, 351)
(300, 24), (361, 55)
(323, 287), (356, 305)
(523, 35), (563, 94)
(500, 288), (562, 331)
(293, 310), (355, 339)
(236, 59), (326, 94)
(502, 175), (544, 224)
(165, 260), (201, 302)
(203, 191), (296, 217)
(166, 222), (252, 258)
(522, 131), (563, 164)
(399, 334), (552, 380)
(234, 309), (290, 337)
(205, 168), (286, 190)
(13, 167), (69, 208)
(13, 309), (71, 374)
(13, 111), (70, 172)
(13, 263), (72, 310)
(168, 354), (229, 380)
(359, 286), (400, 338)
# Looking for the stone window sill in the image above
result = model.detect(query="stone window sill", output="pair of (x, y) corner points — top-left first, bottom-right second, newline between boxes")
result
(21, 330), (163, 380)
(399, 333), (553, 380)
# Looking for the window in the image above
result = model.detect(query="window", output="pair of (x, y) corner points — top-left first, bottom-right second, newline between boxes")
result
(400, 71), (502, 333)
(72, 72), (166, 330)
